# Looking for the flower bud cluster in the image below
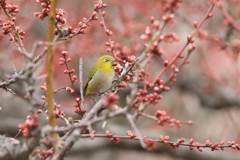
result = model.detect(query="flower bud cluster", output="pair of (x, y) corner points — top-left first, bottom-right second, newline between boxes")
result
(45, 109), (65, 119)
(18, 114), (39, 137)
(0, 2), (26, 40)
(113, 46), (137, 78)
(55, 9), (66, 24)
(141, 27), (179, 57)
(104, 93), (119, 107)
(93, 1), (107, 12)
(126, 130), (136, 138)
(158, 0), (183, 27)
(1, 20), (14, 35)
(73, 97), (85, 114)
(138, 69), (146, 81)
(34, 0), (51, 20)
(77, 15), (97, 35)
(74, 108), (86, 115)
(144, 136), (157, 151)
(111, 137), (120, 144)
(161, 0), (184, 13)
(155, 110), (192, 128)
(73, 1), (107, 36)
(155, 110), (172, 127)
(42, 101), (64, 119)
(34, 0), (67, 25)
(140, 26), (152, 40)
(108, 46), (139, 91)
(160, 32), (180, 43)
(1, 3), (19, 21)
(65, 26), (79, 35)
(161, 13), (175, 27)
(133, 78), (168, 107)
(59, 51), (78, 83)
(135, 88), (163, 105)
(187, 44), (196, 53)
(105, 130), (120, 143)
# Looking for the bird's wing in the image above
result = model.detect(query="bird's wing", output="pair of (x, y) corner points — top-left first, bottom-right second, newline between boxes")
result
(83, 65), (98, 96)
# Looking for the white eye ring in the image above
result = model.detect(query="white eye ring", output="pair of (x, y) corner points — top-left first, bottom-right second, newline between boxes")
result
(104, 58), (108, 62)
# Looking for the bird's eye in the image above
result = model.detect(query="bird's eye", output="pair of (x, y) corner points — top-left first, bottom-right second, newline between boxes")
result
(104, 58), (108, 62)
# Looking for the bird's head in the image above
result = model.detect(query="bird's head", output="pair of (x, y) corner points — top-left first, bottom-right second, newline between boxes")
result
(97, 55), (115, 73)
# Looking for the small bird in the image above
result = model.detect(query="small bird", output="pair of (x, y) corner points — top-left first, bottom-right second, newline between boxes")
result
(83, 55), (115, 96)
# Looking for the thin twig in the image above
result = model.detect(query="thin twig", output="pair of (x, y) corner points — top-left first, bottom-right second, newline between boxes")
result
(217, 4), (240, 32)
(136, 11), (170, 69)
(32, 34), (61, 62)
(98, 9), (116, 57)
(78, 133), (238, 151)
(131, 3), (217, 120)
(2, 6), (28, 56)
(55, 100), (127, 133)
(153, 3), (216, 83)
(12, 64), (17, 75)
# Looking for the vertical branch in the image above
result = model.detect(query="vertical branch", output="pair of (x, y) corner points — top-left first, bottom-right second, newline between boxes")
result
(79, 58), (85, 109)
(46, 0), (58, 135)
(46, 1), (64, 159)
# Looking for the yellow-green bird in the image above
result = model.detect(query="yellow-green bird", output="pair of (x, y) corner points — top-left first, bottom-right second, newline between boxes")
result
(83, 55), (115, 96)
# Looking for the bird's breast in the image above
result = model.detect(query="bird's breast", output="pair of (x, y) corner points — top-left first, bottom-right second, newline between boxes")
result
(87, 70), (115, 94)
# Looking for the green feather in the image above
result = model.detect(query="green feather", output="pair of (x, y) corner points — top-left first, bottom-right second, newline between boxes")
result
(83, 64), (97, 96)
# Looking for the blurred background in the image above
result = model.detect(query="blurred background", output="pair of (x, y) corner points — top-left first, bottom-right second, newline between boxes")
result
(0, 0), (240, 159)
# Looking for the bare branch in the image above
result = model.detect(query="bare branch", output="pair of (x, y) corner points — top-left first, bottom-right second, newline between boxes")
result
(126, 113), (146, 148)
